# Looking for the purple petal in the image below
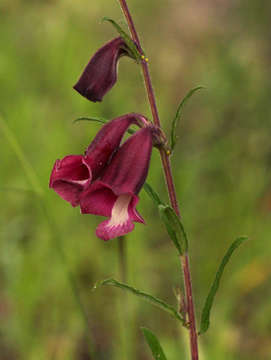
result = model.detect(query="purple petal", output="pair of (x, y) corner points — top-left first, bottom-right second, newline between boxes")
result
(101, 127), (153, 195)
(80, 182), (116, 216)
(96, 218), (135, 241)
(79, 182), (144, 240)
(95, 194), (144, 241)
(83, 114), (141, 181)
(49, 155), (91, 207)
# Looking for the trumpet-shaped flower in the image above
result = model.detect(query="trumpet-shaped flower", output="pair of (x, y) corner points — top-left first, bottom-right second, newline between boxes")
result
(80, 127), (153, 240)
(73, 37), (129, 102)
(49, 114), (142, 207)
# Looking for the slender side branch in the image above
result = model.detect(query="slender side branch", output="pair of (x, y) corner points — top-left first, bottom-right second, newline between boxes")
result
(118, 1), (199, 359)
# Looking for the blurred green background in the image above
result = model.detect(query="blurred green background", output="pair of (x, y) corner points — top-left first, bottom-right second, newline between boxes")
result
(1, 0), (271, 359)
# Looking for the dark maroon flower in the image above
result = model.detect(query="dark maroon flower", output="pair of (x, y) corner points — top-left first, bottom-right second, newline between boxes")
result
(73, 37), (129, 102)
(79, 127), (153, 240)
(49, 114), (143, 207)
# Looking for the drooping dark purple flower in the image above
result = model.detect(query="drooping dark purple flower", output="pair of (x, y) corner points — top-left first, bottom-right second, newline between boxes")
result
(49, 114), (143, 207)
(79, 127), (153, 240)
(73, 37), (129, 102)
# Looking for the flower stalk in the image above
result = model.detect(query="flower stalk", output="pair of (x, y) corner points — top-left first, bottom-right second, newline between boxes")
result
(118, 0), (199, 359)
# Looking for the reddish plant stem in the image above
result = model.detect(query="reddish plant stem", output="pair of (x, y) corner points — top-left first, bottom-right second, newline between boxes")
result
(160, 150), (180, 216)
(118, 1), (199, 359)
(181, 254), (199, 360)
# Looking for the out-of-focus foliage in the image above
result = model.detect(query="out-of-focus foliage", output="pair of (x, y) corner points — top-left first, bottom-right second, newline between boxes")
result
(1, 0), (271, 359)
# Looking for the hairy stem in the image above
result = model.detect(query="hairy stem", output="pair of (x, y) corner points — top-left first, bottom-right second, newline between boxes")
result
(118, 1), (199, 359)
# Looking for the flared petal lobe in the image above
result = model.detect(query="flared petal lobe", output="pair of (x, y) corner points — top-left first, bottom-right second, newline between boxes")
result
(50, 114), (140, 207)
(73, 37), (129, 102)
(80, 182), (144, 241)
(96, 194), (142, 241)
(80, 127), (153, 240)
(49, 155), (91, 207)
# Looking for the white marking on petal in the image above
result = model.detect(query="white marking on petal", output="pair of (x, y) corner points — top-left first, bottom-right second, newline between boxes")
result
(107, 194), (132, 228)
(70, 179), (89, 186)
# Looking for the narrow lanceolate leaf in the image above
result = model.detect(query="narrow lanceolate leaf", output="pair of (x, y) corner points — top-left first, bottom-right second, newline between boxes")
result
(158, 205), (188, 255)
(141, 327), (168, 360)
(143, 182), (163, 205)
(102, 17), (142, 62)
(73, 116), (108, 125)
(94, 278), (184, 324)
(199, 236), (248, 335)
(170, 86), (204, 151)
(73, 117), (136, 134)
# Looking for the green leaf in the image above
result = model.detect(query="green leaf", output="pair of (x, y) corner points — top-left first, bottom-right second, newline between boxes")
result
(102, 17), (141, 62)
(143, 182), (163, 205)
(143, 185), (188, 256)
(170, 86), (204, 151)
(73, 116), (108, 125)
(199, 236), (248, 335)
(94, 278), (184, 324)
(73, 116), (136, 134)
(141, 327), (168, 360)
(158, 205), (188, 255)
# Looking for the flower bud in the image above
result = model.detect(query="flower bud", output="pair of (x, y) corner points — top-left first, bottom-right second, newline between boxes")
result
(73, 37), (129, 102)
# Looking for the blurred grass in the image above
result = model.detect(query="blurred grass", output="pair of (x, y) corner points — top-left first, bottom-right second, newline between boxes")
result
(1, 0), (271, 359)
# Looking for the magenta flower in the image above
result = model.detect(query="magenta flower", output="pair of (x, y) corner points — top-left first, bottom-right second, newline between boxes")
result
(73, 37), (129, 102)
(79, 127), (153, 240)
(49, 114), (143, 207)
